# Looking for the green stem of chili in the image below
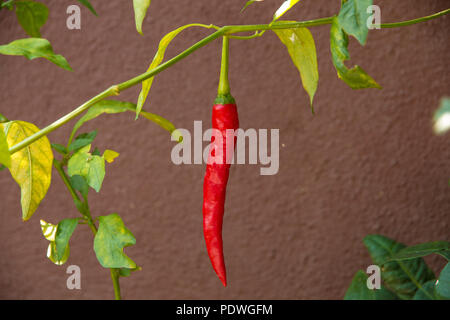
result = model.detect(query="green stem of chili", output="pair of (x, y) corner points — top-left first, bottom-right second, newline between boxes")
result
(218, 36), (230, 96)
(110, 269), (122, 300)
(215, 36), (235, 105)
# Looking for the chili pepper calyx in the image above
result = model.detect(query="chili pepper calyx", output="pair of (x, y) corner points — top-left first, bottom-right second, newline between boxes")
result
(214, 93), (236, 105)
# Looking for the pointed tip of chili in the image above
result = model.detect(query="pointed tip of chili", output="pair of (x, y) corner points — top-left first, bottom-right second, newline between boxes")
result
(209, 254), (228, 287)
(219, 275), (227, 287)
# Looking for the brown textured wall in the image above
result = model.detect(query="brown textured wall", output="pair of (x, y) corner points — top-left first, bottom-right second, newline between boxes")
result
(0, 0), (449, 300)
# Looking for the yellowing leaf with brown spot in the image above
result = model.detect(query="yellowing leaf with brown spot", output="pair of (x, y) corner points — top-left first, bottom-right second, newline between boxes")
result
(1, 121), (53, 221)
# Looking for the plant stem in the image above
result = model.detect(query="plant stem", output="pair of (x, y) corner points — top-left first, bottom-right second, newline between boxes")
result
(54, 160), (79, 203)
(217, 36), (230, 96)
(117, 29), (225, 92)
(7, 9), (450, 155)
(0, 0), (14, 9)
(53, 159), (122, 299)
(9, 86), (119, 155)
(110, 269), (121, 300)
(380, 8), (450, 28)
(54, 160), (98, 233)
(229, 31), (263, 40)
(225, 16), (334, 34)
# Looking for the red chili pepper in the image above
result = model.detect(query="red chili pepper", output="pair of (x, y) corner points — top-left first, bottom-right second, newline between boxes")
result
(203, 36), (238, 286)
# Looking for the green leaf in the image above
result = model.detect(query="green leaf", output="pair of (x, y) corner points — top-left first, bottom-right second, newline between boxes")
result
(437, 251), (450, 261)
(15, 0), (49, 38)
(140, 110), (183, 142)
(0, 126), (11, 168)
(55, 218), (78, 261)
(363, 235), (436, 300)
(375, 285), (400, 300)
(67, 145), (105, 193)
(338, 0), (372, 45)
(69, 100), (131, 142)
(273, 0), (301, 21)
(73, 197), (87, 214)
(68, 130), (97, 152)
(51, 143), (67, 155)
(94, 214), (137, 269)
(273, 23), (318, 110)
(47, 241), (70, 265)
(330, 17), (381, 90)
(92, 147), (101, 156)
(433, 97), (450, 135)
(344, 270), (398, 300)
(40, 220), (70, 265)
(69, 175), (89, 198)
(0, 112), (8, 122)
(1, 0), (15, 10)
(0, 164), (5, 171)
(119, 266), (142, 277)
(133, 0), (151, 35)
(136, 24), (209, 118)
(1, 121), (53, 221)
(344, 270), (377, 300)
(436, 263), (450, 299)
(241, 0), (264, 13)
(0, 38), (72, 71)
(77, 0), (97, 16)
(119, 268), (131, 277)
(413, 280), (438, 300)
(103, 150), (119, 163)
(69, 100), (181, 143)
(389, 241), (450, 261)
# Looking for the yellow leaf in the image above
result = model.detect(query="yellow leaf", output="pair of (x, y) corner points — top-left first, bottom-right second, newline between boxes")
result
(136, 24), (210, 117)
(273, 0), (301, 21)
(2, 121), (53, 221)
(40, 220), (70, 265)
(47, 241), (70, 265)
(103, 149), (120, 163)
(133, 0), (151, 35)
(0, 127), (11, 168)
(40, 219), (57, 241)
(274, 24), (319, 109)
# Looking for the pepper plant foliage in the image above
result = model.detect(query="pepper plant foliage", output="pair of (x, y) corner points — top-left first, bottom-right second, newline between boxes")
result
(345, 235), (450, 300)
(0, 0), (449, 299)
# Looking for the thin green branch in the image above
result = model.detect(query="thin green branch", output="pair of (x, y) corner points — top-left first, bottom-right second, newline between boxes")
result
(117, 28), (226, 92)
(6, 9), (449, 155)
(54, 160), (79, 203)
(225, 16), (334, 34)
(110, 269), (121, 300)
(9, 86), (119, 155)
(228, 31), (264, 40)
(0, 0), (14, 9)
(54, 159), (122, 299)
(380, 8), (450, 28)
(53, 160), (97, 234)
